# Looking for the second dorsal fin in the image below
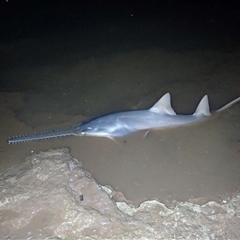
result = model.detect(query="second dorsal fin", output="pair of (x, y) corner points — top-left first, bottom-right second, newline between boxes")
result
(149, 93), (176, 115)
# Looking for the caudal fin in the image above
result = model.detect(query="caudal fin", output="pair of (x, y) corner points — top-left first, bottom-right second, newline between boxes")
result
(216, 96), (240, 112)
(193, 95), (211, 116)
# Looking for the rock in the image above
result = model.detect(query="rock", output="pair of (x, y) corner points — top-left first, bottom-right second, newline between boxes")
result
(0, 148), (239, 239)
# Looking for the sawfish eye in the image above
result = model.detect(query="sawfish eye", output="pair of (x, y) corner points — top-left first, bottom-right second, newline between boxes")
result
(81, 127), (92, 134)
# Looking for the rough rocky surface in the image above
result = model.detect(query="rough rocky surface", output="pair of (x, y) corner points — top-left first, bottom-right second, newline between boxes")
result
(0, 148), (239, 239)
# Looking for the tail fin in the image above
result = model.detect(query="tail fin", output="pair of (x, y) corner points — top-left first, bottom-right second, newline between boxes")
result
(193, 95), (211, 116)
(216, 96), (240, 112)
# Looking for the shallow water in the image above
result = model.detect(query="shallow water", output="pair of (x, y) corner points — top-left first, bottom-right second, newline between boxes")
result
(1, 16), (240, 206)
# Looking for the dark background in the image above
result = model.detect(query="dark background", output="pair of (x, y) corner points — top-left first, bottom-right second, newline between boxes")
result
(1, 0), (240, 40)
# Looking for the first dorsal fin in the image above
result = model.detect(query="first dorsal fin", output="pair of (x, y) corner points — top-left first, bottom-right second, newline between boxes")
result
(149, 93), (176, 115)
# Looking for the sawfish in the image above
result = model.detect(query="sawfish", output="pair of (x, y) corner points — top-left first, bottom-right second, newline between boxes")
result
(8, 93), (240, 144)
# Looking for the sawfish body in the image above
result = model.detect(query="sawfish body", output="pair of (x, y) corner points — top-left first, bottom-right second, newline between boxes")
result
(8, 93), (240, 144)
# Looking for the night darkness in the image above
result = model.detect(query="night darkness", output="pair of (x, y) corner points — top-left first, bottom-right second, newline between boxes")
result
(1, 0), (240, 40)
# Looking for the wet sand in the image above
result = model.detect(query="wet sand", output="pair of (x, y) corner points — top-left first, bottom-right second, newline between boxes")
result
(0, 19), (240, 207)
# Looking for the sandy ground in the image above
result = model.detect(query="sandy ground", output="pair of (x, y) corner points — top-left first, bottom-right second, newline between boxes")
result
(0, 20), (240, 208)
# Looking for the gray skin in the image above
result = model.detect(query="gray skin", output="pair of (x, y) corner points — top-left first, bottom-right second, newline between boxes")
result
(8, 93), (240, 144)
(76, 110), (206, 137)
(7, 111), (205, 144)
